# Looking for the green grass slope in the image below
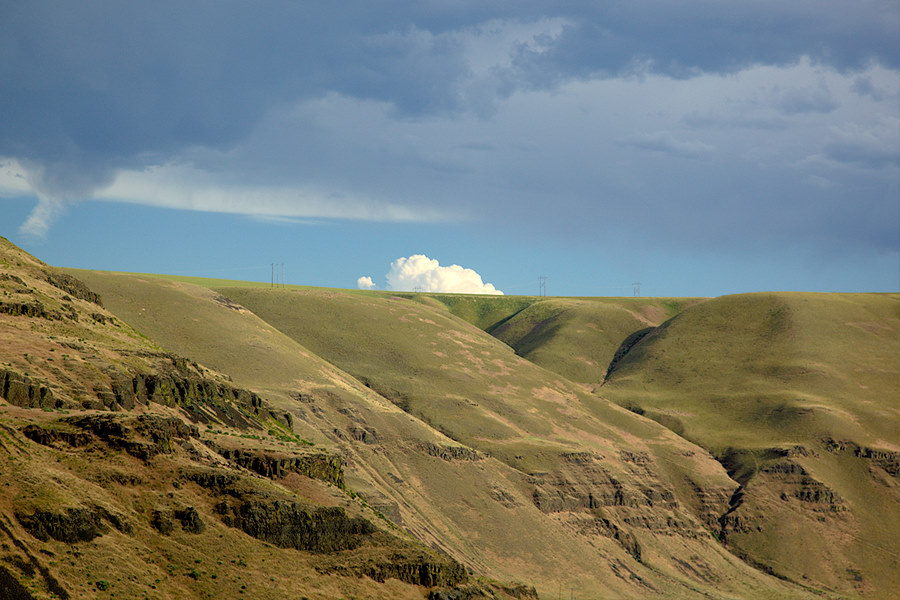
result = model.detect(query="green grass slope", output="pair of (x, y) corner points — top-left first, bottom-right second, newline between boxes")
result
(601, 292), (900, 596)
(58, 265), (866, 599)
(489, 297), (700, 388)
(213, 285), (823, 599)
(61, 272), (734, 598)
(406, 292), (539, 332)
(0, 240), (471, 600)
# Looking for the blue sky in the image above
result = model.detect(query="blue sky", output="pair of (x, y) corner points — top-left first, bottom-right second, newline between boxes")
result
(2, 1), (898, 297)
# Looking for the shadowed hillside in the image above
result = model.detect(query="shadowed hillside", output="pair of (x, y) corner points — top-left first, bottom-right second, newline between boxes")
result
(487, 297), (701, 389)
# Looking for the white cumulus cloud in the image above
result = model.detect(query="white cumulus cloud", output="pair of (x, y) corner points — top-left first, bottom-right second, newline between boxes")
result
(357, 276), (376, 290)
(386, 254), (503, 295)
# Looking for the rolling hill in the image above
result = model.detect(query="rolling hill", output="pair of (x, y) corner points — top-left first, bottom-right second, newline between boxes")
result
(600, 292), (900, 594)
(0, 235), (897, 599)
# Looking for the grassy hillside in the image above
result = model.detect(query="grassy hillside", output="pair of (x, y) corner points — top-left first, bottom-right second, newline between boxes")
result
(405, 293), (539, 332)
(0, 238), (473, 600)
(599, 292), (900, 594)
(6, 250), (891, 598)
(489, 297), (701, 388)
(63, 270), (822, 599)
(213, 286), (818, 598)
(603, 293), (900, 449)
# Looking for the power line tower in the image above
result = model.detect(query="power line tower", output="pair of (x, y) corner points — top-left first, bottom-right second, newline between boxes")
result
(538, 275), (547, 298)
(632, 282), (641, 297)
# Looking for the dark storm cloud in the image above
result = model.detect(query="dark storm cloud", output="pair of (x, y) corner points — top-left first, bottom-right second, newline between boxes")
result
(510, 1), (899, 83)
(851, 76), (889, 101)
(0, 0), (897, 264)
(616, 132), (713, 159)
(0, 3), (473, 197)
(824, 138), (900, 170)
(772, 84), (838, 115)
(2, 1), (896, 186)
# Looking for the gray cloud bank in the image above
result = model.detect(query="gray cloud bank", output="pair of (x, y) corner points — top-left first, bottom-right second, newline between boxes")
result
(1, 1), (897, 256)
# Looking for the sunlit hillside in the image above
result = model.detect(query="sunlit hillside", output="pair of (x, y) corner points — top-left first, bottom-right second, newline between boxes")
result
(0, 236), (895, 599)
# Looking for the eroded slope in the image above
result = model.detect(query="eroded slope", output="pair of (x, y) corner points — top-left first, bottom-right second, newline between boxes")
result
(0, 239), (490, 600)
(601, 292), (900, 596)
(206, 285), (819, 599)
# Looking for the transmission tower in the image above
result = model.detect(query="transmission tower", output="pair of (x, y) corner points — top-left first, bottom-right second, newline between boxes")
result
(632, 282), (641, 297)
(539, 275), (547, 298)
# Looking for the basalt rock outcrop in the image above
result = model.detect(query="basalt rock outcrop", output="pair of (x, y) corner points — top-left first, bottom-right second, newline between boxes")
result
(23, 414), (199, 460)
(44, 271), (103, 306)
(151, 506), (205, 535)
(428, 583), (539, 600)
(422, 442), (483, 462)
(16, 506), (131, 544)
(0, 368), (55, 409)
(211, 444), (345, 487)
(317, 548), (469, 589)
(21, 423), (93, 448)
(823, 437), (900, 477)
(526, 450), (701, 561)
(358, 555), (468, 588)
(528, 452), (677, 513)
(214, 499), (375, 553)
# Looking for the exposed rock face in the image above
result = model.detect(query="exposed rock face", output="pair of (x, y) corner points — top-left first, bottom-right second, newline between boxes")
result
(2, 345), (292, 433)
(423, 443), (482, 462)
(529, 457), (676, 513)
(182, 468), (241, 494)
(360, 556), (468, 588)
(107, 366), (294, 430)
(56, 414), (199, 460)
(526, 451), (705, 561)
(761, 460), (844, 509)
(0, 295), (80, 321)
(347, 425), (378, 444)
(212, 445), (345, 487)
(685, 478), (736, 533)
(150, 509), (175, 535)
(0, 368), (55, 409)
(16, 506), (130, 543)
(24, 414), (201, 461)
(0, 301), (49, 319)
(215, 500), (375, 553)
(719, 457), (849, 547)
(318, 550), (469, 589)
(823, 437), (900, 477)
(174, 506), (205, 533)
(21, 424), (92, 448)
(152, 507), (205, 534)
(44, 271), (103, 306)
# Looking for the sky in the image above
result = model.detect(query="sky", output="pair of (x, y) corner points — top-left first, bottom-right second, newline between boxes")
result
(1, 1), (898, 297)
